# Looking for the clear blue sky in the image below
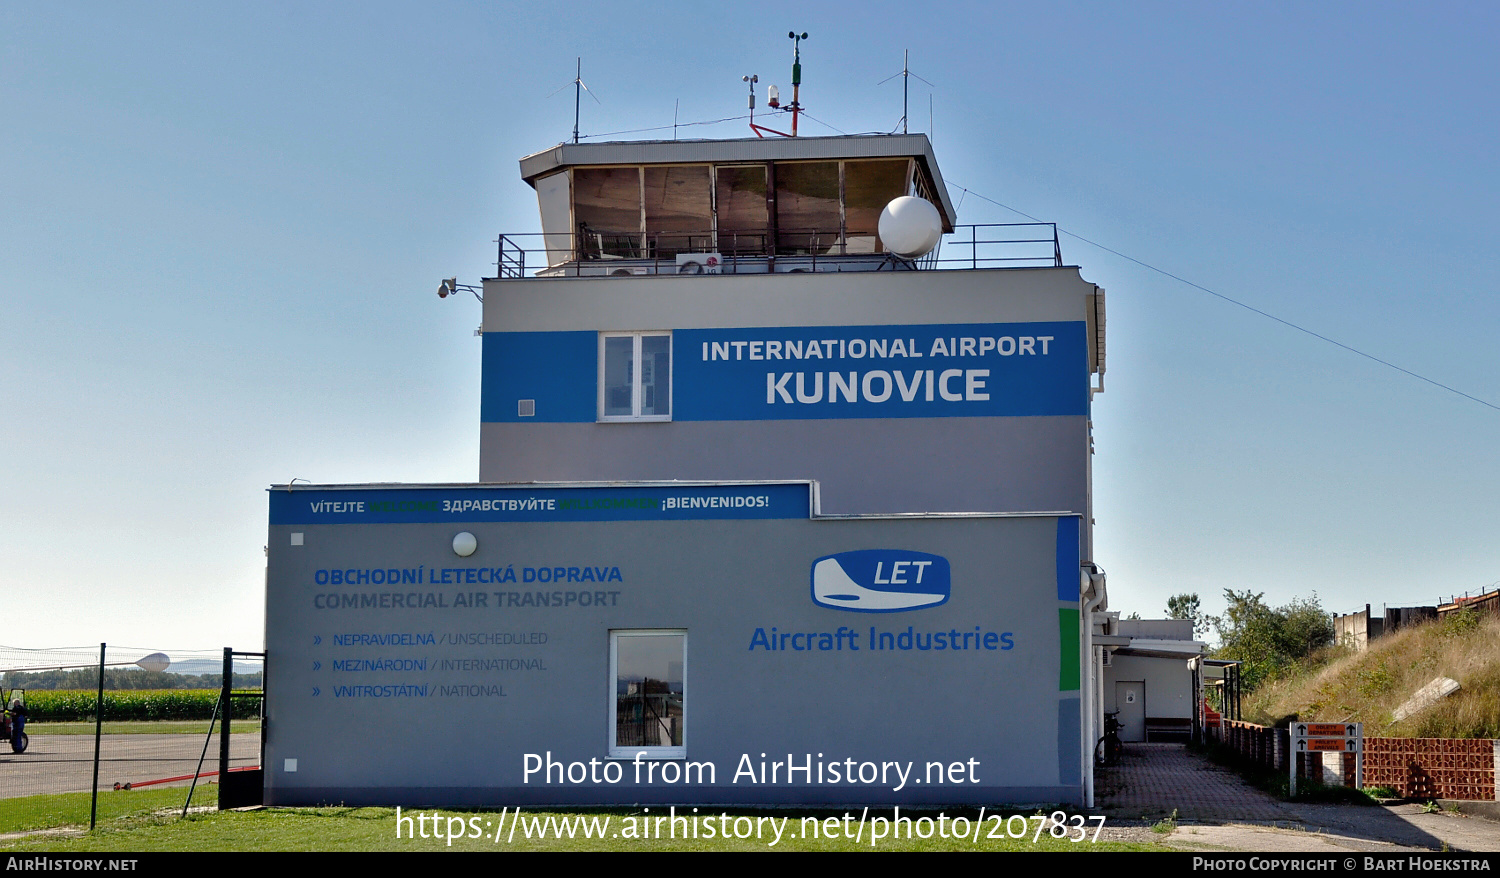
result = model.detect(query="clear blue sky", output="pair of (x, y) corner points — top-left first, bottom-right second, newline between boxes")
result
(3, 2), (1496, 651)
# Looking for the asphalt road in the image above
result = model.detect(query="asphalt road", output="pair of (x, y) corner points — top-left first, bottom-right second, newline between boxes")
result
(1162, 804), (1500, 854)
(0, 733), (260, 798)
(1100, 743), (1500, 853)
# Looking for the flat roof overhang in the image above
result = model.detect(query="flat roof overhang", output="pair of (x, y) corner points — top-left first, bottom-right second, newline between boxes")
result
(1112, 638), (1211, 660)
(518, 133), (959, 230)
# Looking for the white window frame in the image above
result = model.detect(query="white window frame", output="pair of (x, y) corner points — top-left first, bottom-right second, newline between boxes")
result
(608, 629), (686, 759)
(598, 331), (672, 422)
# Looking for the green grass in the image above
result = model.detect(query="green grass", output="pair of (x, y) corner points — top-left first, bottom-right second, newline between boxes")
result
(28, 720), (260, 736)
(0, 800), (1160, 852)
(0, 788), (196, 835)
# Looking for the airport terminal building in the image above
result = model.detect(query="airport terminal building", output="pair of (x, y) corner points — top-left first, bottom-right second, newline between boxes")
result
(264, 133), (1113, 806)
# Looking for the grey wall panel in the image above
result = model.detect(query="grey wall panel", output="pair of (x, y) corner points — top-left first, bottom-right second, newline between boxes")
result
(1057, 697), (1081, 787)
(1104, 655), (1193, 720)
(483, 267), (1095, 334)
(264, 490), (1080, 807)
(480, 417), (1086, 515)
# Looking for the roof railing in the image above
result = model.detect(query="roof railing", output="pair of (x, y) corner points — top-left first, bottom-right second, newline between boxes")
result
(492, 223), (1062, 278)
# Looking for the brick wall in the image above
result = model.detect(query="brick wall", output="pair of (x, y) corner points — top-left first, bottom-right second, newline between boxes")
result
(1215, 725), (1499, 800)
(1364, 737), (1498, 800)
(1221, 720), (1287, 772)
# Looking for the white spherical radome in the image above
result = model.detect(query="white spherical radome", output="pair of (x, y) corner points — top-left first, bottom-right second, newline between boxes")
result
(878, 196), (943, 258)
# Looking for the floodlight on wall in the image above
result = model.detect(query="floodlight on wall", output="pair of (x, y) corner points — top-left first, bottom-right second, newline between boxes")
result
(436, 277), (483, 304)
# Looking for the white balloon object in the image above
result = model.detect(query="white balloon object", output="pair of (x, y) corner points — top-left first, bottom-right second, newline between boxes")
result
(136, 652), (171, 673)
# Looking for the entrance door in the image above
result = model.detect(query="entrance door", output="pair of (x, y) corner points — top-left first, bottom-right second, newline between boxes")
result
(1115, 681), (1146, 743)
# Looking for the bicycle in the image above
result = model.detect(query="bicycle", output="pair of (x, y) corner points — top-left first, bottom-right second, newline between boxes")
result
(1094, 710), (1122, 766)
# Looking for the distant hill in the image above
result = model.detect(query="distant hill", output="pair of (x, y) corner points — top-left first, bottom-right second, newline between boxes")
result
(1245, 609), (1499, 738)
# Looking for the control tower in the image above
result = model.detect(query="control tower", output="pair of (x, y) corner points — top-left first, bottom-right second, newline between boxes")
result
(482, 133), (1106, 521)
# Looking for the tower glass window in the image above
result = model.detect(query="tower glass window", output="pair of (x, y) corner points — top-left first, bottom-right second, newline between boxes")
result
(643, 165), (712, 258)
(714, 164), (770, 256)
(774, 161), (840, 255)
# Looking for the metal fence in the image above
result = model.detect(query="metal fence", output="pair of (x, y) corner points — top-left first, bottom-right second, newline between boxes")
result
(0, 644), (262, 830)
(491, 222), (1063, 279)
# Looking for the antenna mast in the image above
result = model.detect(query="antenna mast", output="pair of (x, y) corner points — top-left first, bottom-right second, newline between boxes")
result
(788, 31), (808, 137)
(573, 58), (581, 144)
(746, 32), (807, 138)
(742, 74), (758, 127)
(901, 50), (908, 134)
(879, 51), (934, 136)
(557, 58), (600, 144)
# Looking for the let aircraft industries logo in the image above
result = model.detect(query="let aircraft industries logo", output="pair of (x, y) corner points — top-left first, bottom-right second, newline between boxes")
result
(811, 550), (950, 612)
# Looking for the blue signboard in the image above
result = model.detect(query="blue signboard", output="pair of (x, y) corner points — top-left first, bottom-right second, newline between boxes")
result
(675, 322), (1087, 421)
(481, 322), (1088, 423)
(269, 483), (810, 525)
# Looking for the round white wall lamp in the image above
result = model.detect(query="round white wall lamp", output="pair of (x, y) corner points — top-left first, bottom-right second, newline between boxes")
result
(452, 532), (478, 557)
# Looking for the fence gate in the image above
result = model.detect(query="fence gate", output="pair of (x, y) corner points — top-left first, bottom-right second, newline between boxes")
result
(218, 648), (266, 809)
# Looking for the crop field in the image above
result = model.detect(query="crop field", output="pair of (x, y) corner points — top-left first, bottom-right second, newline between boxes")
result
(20, 690), (259, 723)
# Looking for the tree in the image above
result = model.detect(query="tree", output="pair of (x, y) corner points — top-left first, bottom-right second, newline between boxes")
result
(1165, 592), (1206, 636)
(1205, 589), (1334, 691)
(1280, 596), (1337, 660)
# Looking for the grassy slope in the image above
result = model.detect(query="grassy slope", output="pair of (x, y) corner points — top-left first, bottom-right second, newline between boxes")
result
(1244, 611), (1500, 737)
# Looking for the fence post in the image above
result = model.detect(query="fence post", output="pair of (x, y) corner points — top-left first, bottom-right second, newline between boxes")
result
(183, 693), (223, 818)
(89, 642), (105, 831)
(219, 647), (231, 809)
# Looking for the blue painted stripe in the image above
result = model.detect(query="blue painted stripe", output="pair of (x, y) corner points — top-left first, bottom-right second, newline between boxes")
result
(480, 331), (596, 423)
(1055, 516), (1080, 601)
(269, 483), (810, 525)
